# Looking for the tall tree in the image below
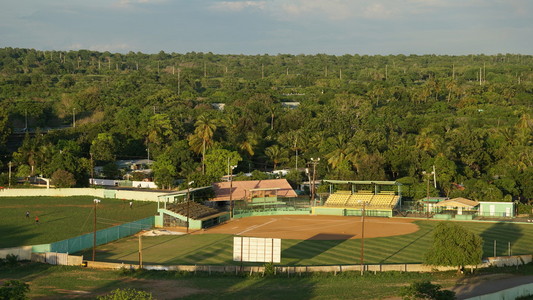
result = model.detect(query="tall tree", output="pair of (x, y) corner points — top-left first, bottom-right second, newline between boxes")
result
(424, 222), (483, 273)
(189, 114), (217, 174)
(265, 145), (289, 170)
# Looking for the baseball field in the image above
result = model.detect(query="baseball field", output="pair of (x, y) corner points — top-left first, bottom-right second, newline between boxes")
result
(0, 196), (158, 248)
(83, 215), (533, 266)
(2, 196), (533, 266)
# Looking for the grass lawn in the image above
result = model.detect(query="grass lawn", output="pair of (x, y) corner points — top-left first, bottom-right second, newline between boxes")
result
(0, 262), (461, 299)
(80, 220), (533, 266)
(0, 196), (157, 248)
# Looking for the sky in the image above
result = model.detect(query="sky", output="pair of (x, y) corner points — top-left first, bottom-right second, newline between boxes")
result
(0, 0), (532, 55)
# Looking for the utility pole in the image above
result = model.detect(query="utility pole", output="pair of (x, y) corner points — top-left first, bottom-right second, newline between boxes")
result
(360, 201), (366, 276)
(310, 158), (320, 206)
(229, 165), (236, 218)
(452, 64), (455, 80)
(73, 108), (76, 128)
(90, 153), (94, 184)
(138, 235), (143, 268)
(186, 181), (194, 233)
(92, 199), (100, 261)
(8, 162), (12, 187)
(422, 170), (435, 214)
(432, 165), (437, 189)
(177, 68), (181, 95)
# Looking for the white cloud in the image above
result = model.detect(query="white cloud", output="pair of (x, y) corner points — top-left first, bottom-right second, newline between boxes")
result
(114, 0), (167, 9)
(210, 1), (266, 12)
(278, 0), (353, 20)
(362, 3), (393, 19)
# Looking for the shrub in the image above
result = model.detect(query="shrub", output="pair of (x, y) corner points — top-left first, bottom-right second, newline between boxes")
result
(263, 262), (275, 276)
(97, 288), (153, 300)
(5, 254), (19, 266)
(400, 280), (455, 300)
(0, 280), (30, 300)
(51, 169), (76, 188)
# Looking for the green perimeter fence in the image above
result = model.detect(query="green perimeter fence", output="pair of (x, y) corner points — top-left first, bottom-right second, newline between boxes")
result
(32, 217), (154, 254)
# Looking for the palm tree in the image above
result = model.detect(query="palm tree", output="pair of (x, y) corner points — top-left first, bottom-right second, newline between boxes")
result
(239, 132), (259, 157)
(325, 134), (362, 171)
(265, 145), (289, 170)
(188, 114), (217, 174)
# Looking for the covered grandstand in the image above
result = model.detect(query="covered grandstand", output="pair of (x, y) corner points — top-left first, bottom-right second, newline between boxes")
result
(313, 180), (402, 217)
(156, 188), (229, 229)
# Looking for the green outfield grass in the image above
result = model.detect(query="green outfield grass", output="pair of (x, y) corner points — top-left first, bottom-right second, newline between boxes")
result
(0, 196), (157, 248)
(81, 220), (533, 266)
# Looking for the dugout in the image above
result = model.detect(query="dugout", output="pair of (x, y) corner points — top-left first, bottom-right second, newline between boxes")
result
(314, 180), (403, 218)
(156, 187), (229, 229)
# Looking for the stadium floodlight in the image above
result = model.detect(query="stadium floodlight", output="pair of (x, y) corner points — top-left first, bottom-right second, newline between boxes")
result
(229, 166), (237, 219)
(186, 182), (194, 233)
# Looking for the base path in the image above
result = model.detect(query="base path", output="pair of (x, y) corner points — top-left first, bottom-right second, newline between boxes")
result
(196, 215), (419, 240)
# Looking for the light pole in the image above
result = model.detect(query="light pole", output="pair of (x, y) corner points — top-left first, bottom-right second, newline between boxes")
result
(92, 198), (101, 261)
(422, 171), (435, 214)
(229, 165), (237, 219)
(90, 153), (94, 185)
(310, 158), (320, 206)
(186, 181), (194, 233)
(8, 161), (12, 187)
(360, 201), (366, 275)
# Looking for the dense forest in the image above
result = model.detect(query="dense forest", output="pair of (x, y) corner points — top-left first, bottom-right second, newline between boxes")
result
(0, 48), (531, 202)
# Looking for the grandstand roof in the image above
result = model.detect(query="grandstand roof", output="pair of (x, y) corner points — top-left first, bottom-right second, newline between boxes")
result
(211, 179), (297, 201)
(322, 180), (402, 186)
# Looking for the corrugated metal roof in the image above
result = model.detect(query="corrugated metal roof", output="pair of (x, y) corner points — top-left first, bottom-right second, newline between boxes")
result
(211, 179), (298, 201)
(434, 197), (479, 208)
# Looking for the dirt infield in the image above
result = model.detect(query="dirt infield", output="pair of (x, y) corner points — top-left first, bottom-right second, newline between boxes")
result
(195, 215), (419, 240)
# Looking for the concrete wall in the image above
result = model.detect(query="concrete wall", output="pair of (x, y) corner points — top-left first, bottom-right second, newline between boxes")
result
(30, 252), (82, 265)
(465, 283), (533, 300)
(312, 207), (392, 217)
(81, 255), (532, 275)
(233, 210), (310, 219)
(0, 246), (32, 260)
(485, 255), (532, 267)
(0, 188), (167, 202)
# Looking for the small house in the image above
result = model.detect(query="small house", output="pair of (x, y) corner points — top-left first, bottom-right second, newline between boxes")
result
(478, 202), (514, 218)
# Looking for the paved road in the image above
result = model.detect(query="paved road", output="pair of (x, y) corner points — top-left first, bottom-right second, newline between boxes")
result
(452, 274), (533, 299)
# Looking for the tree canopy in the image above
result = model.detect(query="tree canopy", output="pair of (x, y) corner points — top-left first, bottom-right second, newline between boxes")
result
(0, 48), (531, 198)
(424, 222), (483, 272)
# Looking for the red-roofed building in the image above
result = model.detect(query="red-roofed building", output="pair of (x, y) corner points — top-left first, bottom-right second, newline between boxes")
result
(211, 179), (297, 202)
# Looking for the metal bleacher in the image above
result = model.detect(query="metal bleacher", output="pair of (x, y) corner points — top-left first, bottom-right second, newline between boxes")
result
(325, 191), (400, 209)
(324, 193), (351, 206)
